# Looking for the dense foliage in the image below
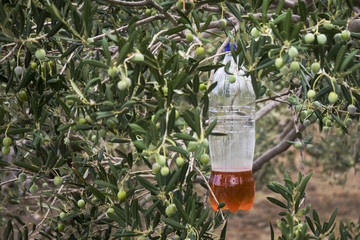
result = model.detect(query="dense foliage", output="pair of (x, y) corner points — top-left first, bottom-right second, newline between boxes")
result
(0, 0), (359, 239)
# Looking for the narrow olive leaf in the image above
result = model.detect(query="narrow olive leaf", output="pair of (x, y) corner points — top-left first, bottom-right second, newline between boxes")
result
(143, 200), (160, 217)
(197, 64), (223, 71)
(195, 208), (210, 228)
(108, 213), (126, 228)
(340, 50), (358, 72)
(173, 133), (197, 142)
(102, 37), (111, 65)
(172, 197), (190, 223)
(16, 70), (35, 91)
(82, 59), (108, 69)
(220, 221), (228, 240)
(225, 2), (242, 22)
(306, 216), (316, 234)
(162, 218), (187, 230)
(94, 180), (118, 190)
(96, 112), (115, 119)
(205, 118), (217, 137)
(270, 222), (275, 240)
(266, 197), (288, 208)
(128, 123), (146, 134)
(166, 146), (189, 158)
(166, 170), (181, 193)
(109, 138), (130, 143)
(262, 0), (272, 24)
(46, 22), (64, 38)
(86, 185), (105, 203)
(334, 45), (347, 72)
(275, 0), (285, 15)
(165, 26), (186, 35)
(13, 161), (39, 172)
(200, 14), (212, 32)
(297, 172), (313, 196)
(133, 141), (146, 150)
(136, 175), (158, 194)
(7, 128), (32, 135)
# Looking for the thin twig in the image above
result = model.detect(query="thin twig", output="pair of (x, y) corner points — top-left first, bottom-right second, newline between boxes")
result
(0, 44), (18, 64)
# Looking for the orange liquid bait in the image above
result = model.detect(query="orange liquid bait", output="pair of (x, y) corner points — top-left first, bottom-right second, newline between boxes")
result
(209, 170), (255, 213)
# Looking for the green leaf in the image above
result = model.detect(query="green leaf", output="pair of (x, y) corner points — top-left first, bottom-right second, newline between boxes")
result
(86, 185), (105, 203)
(94, 180), (118, 190)
(340, 50), (359, 72)
(162, 218), (186, 230)
(225, 2), (242, 22)
(136, 175), (158, 194)
(82, 59), (108, 69)
(13, 161), (39, 172)
(266, 197), (288, 209)
(128, 123), (146, 134)
(172, 197), (190, 223)
(173, 133), (197, 141)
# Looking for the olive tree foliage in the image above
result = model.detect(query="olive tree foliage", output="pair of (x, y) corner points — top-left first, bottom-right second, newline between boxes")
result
(0, 0), (360, 239)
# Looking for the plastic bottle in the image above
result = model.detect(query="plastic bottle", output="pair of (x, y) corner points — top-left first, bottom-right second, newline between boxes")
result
(208, 43), (256, 213)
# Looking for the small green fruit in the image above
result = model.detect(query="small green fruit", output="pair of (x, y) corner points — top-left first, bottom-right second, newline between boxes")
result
(334, 33), (342, 43)
(290, 61), (300, 71)
(307, 90), (316, 99)
(77, 199), (85, 208)
(328, 92), (338, 104)
(294, 140), (302, 149)
(311, 62), (320, 74)
(30, 62), (38, 69)
(176, 156), (185, 167)
(199, 83), (207, 91)
(78, 118), (87, 125)
(54, 176), (62, 186)
(106, 119), (115, 128)
(324, 22), (334, 30)
(14, 66), (24, 76)
(2, 146), (10, 155)
(117, 190), (126, 200)
(317, 34), (327, 44)
(250, 27), (260, 38)
(156, 155), (166, 166)
(132, 53), (144, 63)
(59, 212), (66, 219)
(200, 153), (210, 165)
(18, 90), (27, 102)
(345, 118), (353, 127)
(300, 111), (307, 121)
(203, 139), (209, 147)
(219, 19), (227, 29)
(42, 182), (48, 188)
(176, 1), (183, 10)
(195, 47), (204, 56)
(145, 9), (151, 16)
(91, 135), (96, 141)
(275, 58), (283, 69)
(152, 163), (161, 173)
(228, 75), (236, 83)
(341, 30), (350, 41)
(280, 66), (289, 75)
(304, 33), (315, 43)
(35, 49), (46, 60)
(313, 101), (320, 108)
(117, 80), (127, 90)
(187, 141), (198, 152)
(124, 77), (132, 88)
(57, 223), (65, 232)
(165, 203), (177, 216)
(107, 207), (115, 214)
(347, 104), (356, 114)
(19, 173), (27, 182)
(162, 87), (168, 96)
(3, 137), (12, 146)
(160, 166), (170, 176)
(108, 67), (118, 77)
(186, 33), (193, 42)
(288, 46), (298, 58)
(99, 129), (106, 138)
(303, 120), (311, 127)
(29, 184), (39, 194)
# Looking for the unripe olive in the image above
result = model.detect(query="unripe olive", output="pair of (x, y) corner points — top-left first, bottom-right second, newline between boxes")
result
(228, 75), (236, 83)
(78, 118), (87, 125)
(317, 34), (327, 44)
(187, 141), (198, 152)
(77, 199), (85, 208)
(186, 33), (193, 42)
(219, 19), (227, 29)
(341, 30), (351, 41)
(29, 184), (39, 194)
(35, 49), (46, 60)
(117, 80), (127, 90)
(288, 46), (298, 58)
(3, 137), (12, 146)
(313, 101), (320, 108)
(303, 120), (311, 127)
(132, 53), (144, 63)
(294, 140), (302, 149)
(195, 47), (204, 56)
(108, 67), (118, 77)
(176, 1), (183, 10)
(275, 58), (283, 69)
(19, 173), (27, 182)
(145, 9), (151, 16)
(14, 66), (24, 76)
(2, 146), (10, 155)
(160, 166), (170, 176)
(42, 182), (48, 188)
(200, 153), (210, 165)
(18, 90), (27, 102)
(324, 22), (334, 30)
(31, 62), (38, 69)
(304, 33), (315, 43)
(152, 162), (161, 173)
(328, 92), (338, 104)
(199, 83), (207, 91)
(117, 190), (126, 200)
(57, 223), (65, 232)
(54, 176), (62, 186)
(290, 61), (300, 71)
(334, 33), (342, 43)
(165, 203), (176, 216)
(176, 156), (185, 167)
(307, 90), (316, 99)
(347, 104), (357, 114)
(107, 207), (115, 216)
(99, 129), (106, 138)
(311, 62), (320, 74)
(156, 155), (166, 166)
(250, 27), (260, 38)
(59, 212), (66, 219)
(345, 118), (353, 127)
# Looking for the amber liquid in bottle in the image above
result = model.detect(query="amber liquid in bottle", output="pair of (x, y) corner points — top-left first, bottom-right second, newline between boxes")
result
(209, 169), (255, 213)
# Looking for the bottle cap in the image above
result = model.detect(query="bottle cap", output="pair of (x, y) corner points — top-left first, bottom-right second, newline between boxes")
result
(224, 42), (237, 51)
